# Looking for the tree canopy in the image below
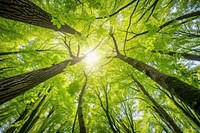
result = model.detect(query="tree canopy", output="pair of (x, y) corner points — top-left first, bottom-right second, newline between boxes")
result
(0, 0), (200, 132)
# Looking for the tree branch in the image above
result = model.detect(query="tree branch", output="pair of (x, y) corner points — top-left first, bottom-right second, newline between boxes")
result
(96, 0), (137, 19)
(127, 11), (200, 40)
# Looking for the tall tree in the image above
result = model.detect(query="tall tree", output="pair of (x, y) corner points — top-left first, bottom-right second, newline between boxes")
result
(96, 87), (120, 133)
(0, 59), (70, 105)
(77, 73), (88, 133)
(5, 102), (33, 133)
(0, 55), (86, 105)
(132, 76), (182, 133)
(0, 0), (81, 35)
(0, 0), (200, 132)
(18, 87), (52, 133)
(110, 33), (200, 116)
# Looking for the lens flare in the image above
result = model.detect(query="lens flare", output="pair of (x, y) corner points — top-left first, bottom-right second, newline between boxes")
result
(84, 51), (98, 64)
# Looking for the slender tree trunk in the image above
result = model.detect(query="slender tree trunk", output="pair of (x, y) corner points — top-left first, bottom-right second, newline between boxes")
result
(24, 115), (39, 133)
(38, 106), (55, 133)
(0, 59), (70, 105)
(159, 87), (200, 127)
(0, 49), (51, 56)
(132, 77), (183, 133)
(117, 54), (200, 115)
(96, 89), (117, 133)
(72, 110), (78, 133)
(151, 50), (200, 61)
(78, 74), (87, 133)
(0, 0), (81, 35)
(6, 103), (33, 133)
(110, 32), (200, 116)
(18, 87), (51, 133)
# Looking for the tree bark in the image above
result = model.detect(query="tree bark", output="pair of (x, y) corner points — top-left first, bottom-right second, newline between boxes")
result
(0, 0), (81, 35)
(151, 50), (200, 61)
(0, 59), (70, 105)
(132, 77), (183, 133)
(0, 44), (85, 105)
(117, 54), (200, 116)
(77, 73), (87, 133)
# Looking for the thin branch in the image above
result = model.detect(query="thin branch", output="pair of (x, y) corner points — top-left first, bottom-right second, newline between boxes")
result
(124, 0), (140, 55)
(145, 0), (159, 22)
(85, 39), (103, 56)
(127, 11), (200, 40)
(110, 32), (120, 55)
(96, 0), (137, 19)
(137, 0), (159, 22)
(63, 37), (75, 58)
(175, 30), (200, 38)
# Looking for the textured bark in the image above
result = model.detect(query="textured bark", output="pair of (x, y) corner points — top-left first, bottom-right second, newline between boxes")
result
(0, 60), (70, 105)
(78, 74), (87, 133)
(133, 77), (183, 133)
(0, 0), (81, 35)
(151, 50), (200, 61)
(117, 54), (200, 115)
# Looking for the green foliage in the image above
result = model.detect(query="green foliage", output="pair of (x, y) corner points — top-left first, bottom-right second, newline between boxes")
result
(68, 81), (81, 96)
(0, 0), (200, 132)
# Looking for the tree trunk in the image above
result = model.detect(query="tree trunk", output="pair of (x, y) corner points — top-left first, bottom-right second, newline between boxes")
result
(0, 59), (70, 105)
(38, 106), (55, 133)
(78, 74), (87, 133)
(0, 0), (81, 35)
(18, 87), (51, 133)
(96, 89), (118, 133)
(0, 49), (51, 56)
(132, 77), (183, 133)
(72, 109), (78, 133)
(151, 50), (200, 61)
(157, 86), (200, 127)
(117, 54), (200, 115)
(5, 103), (33, 133)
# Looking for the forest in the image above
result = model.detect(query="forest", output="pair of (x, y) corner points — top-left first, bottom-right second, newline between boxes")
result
(0, 0), (200, 132)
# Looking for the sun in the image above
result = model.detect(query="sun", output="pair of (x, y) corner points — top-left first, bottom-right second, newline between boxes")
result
(84, 51), (99, 64)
